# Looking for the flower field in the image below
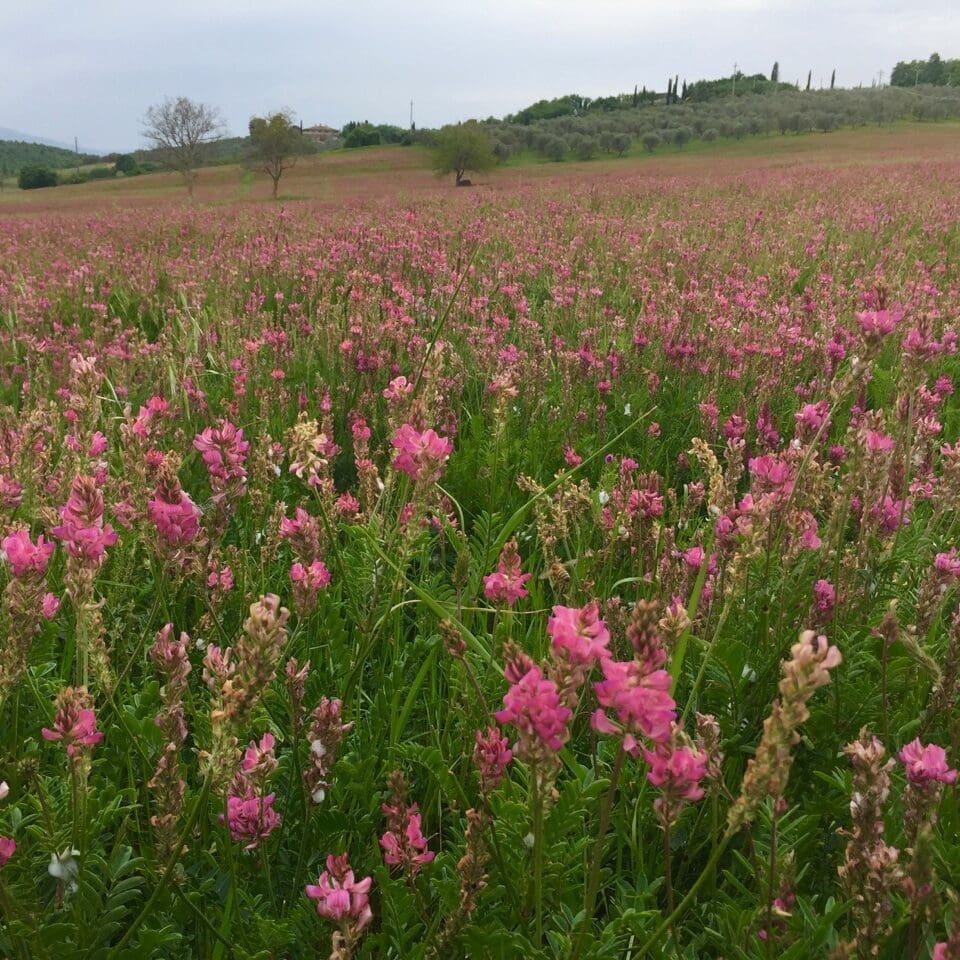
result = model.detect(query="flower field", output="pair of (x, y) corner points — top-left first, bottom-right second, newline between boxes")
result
(1, 149), (959, 958)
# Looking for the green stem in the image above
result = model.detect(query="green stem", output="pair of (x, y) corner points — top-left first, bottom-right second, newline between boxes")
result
(109, 777), (212, 955)
(632, 829), (734, 958)
(532, 773), (545, 946)
(572, 747), (626, 960)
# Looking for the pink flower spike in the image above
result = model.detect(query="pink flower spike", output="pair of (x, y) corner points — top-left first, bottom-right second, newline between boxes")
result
(42, 593), (61, 619)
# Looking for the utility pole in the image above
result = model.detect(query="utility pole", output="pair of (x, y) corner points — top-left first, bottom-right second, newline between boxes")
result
(732, 62), (738, 97)
(75, 136), (80, 176)
(409, 100), (414, 131)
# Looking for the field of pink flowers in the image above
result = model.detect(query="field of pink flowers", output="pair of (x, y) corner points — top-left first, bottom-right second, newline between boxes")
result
(0, 156), (959, 959)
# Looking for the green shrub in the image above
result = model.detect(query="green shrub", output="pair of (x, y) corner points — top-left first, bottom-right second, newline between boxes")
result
(18, 165), (58, 189)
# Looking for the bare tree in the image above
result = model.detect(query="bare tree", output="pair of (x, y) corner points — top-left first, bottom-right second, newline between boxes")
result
(142, 96), (225, 198)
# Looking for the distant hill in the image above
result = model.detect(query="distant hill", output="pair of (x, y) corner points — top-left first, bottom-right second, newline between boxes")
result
(0, 126), (105, 153)
(0, 139), (101, 176)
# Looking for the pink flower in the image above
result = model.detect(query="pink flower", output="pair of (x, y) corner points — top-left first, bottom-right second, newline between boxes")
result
(41, 687), (104, 760)
(225, 792), (280, 849)
(147, 490), (201, 545)
(864, 430), (894, 453)
(241, 732), (278, 776)
(0, 836), (14, 866)
(934, 549), (960, 578)
(306, 853), (373, 930)
(42, 593), (61, 619)
(899, 739), (957, 785)
(290, 560), (331, 590)
(592, 657), (676, 754)
(813, 579), (836, 614)
(856, 305), (903, 341)
(381, 802), (435, 875)
(547, 602), (610, 667)
(495, 665), (572, 755)
(391, 425), (453, 484)
(382, 376), (413, 401)
(483, 539), (531, 607)
(194, 419), (249, 490)
(644, 741), (708, 825)
(50, 477), (117, 564)
(1, 529), (55, 577)
(473, 726), (513, 793)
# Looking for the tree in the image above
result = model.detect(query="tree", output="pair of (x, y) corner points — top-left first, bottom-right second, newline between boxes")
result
(642, 132), (661, 153)
(142, 96), (225, 198)
(432, 121), (496, 185)
(671, 126), (692, 149)
(114, 154), (138, 176)
(247, 110), (304, 198)
(830, 69), (836, 90)
(771, 61), (780, 83)
(18, 165), (58, 190)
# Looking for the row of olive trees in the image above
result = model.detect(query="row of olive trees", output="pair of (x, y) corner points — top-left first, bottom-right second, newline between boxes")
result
(141, 97), (313, 198)
(481, 85), (960, 163)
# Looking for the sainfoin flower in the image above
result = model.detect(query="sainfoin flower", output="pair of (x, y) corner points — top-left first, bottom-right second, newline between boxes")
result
(898, 739), (958, 785)
(0, 836), (14, 866)
(41, 686), (104, 760)
(225, 792), (280, 849)
(495, 665), (572, 755)
(306, 853), (373, 930)
(473, 725), (513, 794)
(380, 805), (435, 875)
(50, 476), (117, 564)
(391, 424), (453, 484)
(592, 658), (676, 753)
(644, 738), (709, 826)
(483, 539), (531, 607)
(193, 418), (249, 489)
(547, 602), (611, 667)
(147, 489), (201, 545)
(1, 529), (55, 577)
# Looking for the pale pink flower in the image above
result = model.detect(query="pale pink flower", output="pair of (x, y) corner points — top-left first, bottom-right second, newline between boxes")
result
(644, 740), (709, 825)
(934, 549), (960, 578)
(382, 376), (413, 401)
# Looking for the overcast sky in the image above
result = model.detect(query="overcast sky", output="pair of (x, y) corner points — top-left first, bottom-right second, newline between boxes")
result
(2, 0), (957, 151)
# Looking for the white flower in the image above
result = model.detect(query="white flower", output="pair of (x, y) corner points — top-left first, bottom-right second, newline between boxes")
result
(310, 740), (327, 757)
(623, 403), (632, 417)
(272, 464), (281, 477)
(0, 781), (8, 801)
(194, 637), (206, 651)
(523, 832), (535, 849)
(48, 848), (81, 893)
(598, 490), (610, 506)
(312, 787), (326, 804)
(741, 664), (757, 683)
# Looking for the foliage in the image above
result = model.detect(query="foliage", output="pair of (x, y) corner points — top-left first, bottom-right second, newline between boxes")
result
(0, 139), (97, 174)
(17, 164), (58, 189)
(891, 53), (960, 87)
(431, 120), (496, 184)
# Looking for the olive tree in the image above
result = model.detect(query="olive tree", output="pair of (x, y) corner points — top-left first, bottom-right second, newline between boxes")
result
(142, 96), (225, 198)
(247, 110), (305, 198)
(432, 121), (496, 186)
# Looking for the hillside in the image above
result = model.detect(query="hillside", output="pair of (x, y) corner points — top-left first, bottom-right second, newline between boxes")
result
(0, 139), (99, 176)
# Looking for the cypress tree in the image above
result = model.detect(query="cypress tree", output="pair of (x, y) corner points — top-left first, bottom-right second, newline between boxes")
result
(771, 61), (779, 83)
(806, 70), (812, 91)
